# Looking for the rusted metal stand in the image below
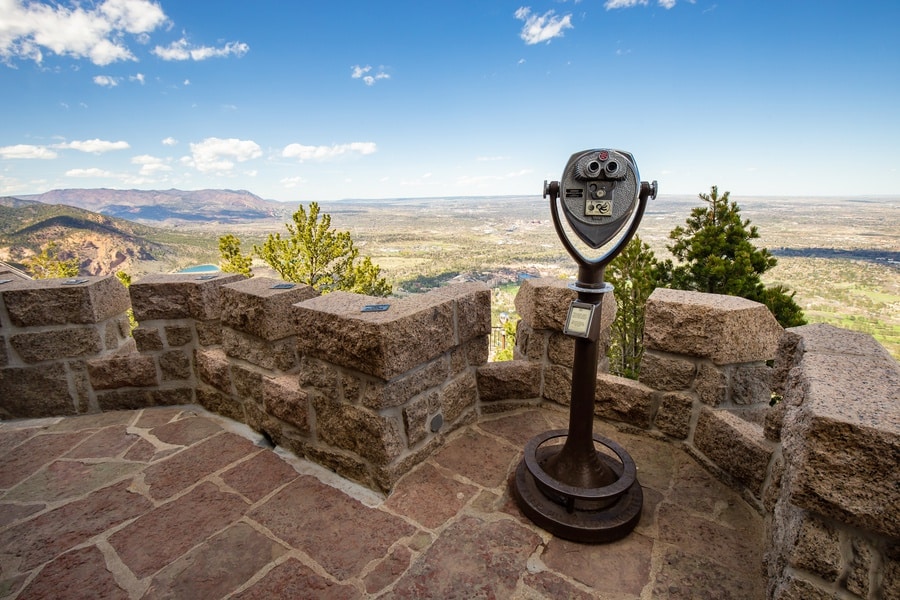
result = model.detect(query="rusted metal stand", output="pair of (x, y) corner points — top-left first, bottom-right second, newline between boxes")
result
(512, 175), (655, 543)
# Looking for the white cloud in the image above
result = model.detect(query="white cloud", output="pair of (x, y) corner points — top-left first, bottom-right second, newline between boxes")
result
(152, 38), (249, 61)
(56, 139), (130, 153)
(351, 64), (390, 86)
(130, 72), (145, 84)
(0, 144), (58, 159)
(604, 0), (683, 9)
(93, 74), (120, 87)
(66, 167), (117, 178)
(161, 136), (178, 146)
(185, 137), (262, 173)
(281, 176), (305, 188)
(514, 7), (573, 45)
(0, 0), (167, 66)
(131, 154), (171, 176)
(282, 142), (377, 161)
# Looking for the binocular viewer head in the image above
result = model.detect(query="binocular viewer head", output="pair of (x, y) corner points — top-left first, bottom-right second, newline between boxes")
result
(552, 148), (641, 250)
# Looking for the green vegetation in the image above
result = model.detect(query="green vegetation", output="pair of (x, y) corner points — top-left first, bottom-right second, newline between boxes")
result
(23, 242), (79, 278)
(659, 185), (806, 328)
(606, 236), (661, 379)
(220, 202), (391, 296)
(218, 234), (253, 277)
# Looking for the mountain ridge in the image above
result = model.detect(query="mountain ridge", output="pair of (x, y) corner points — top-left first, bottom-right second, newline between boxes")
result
(14, 188), (292, 225)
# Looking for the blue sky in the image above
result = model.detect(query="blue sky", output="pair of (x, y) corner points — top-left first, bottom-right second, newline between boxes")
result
(1, 0), (898, 202)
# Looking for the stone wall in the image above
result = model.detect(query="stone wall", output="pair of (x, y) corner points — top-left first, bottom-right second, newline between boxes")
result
(502, 279), (898, 600)
(0, 273), (490, 493)
(1, 274), (897, 597)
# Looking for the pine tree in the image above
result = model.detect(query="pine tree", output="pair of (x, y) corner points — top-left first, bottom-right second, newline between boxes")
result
(254, 202), (391, 296)
(661, 185), (806, 327)
(24, 242), (80, 279)
(606, 235), (660, 379)
(218, 234), (253, 277)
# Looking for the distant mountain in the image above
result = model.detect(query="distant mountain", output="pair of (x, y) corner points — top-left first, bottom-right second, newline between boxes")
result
(14, 188), (292, 225)
(0, 198), (220, 277)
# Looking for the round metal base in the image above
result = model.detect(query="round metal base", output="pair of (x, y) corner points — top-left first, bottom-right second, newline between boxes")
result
(512, 431), (643, 544)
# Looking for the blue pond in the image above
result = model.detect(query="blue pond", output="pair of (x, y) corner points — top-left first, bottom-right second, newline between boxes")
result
(177, 264), (221, 274)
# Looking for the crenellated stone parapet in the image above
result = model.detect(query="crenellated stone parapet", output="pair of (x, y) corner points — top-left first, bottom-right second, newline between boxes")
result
(0, 275), (134, 417)
(766, 323), (899, 600)
(1, 272), (897, 597)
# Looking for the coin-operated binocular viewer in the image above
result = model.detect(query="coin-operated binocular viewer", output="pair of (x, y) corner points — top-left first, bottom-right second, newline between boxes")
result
(512, 149), (657, 543)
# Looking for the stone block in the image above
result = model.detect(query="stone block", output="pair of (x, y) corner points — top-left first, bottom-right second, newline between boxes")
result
(781, 330), (900, 538)
(0, 363), (76, 418)
(1, 275), (130, 327)
(222, 328), (297, 371)
(639, 351), (696, 391)
(476, 360), (542, 402)
(195, 320), (222, 346)
(542, 364), (571, 406)
(771, 574), (839, 600)
(515, 278), (615, 333)
(693, 361), (727, 406)
(594, 373), (656, 428)
(262, 374), (309, 433)
(312, 396), (405, 465)
(295, 288), (460, 380)
(732, 362), (773, 405)
(427, 281), (491, 343)
(133, 327), (163, 352)
(149, 387), (194, 406)
(231, 363), (264, 404)
(403, 390), (441, 445)
(547, 332), (575, 367)
(786, 512), (842, 582)
(196, 388), (244, 422)
(297, 355), (340, 399)
(87, 355), (157, 390)
(845, 536), (875, 598)
(440, 370), (478, 423)
(0, 336), (7, 367)
(164, 325), (193, 347)
(655, 392), (694, 439)
(220, 277), (318, 340)
(10, 327), (103, 363)
(694, 407), (773, 494)
(196, 348), (232, 393)
(514, 322), (545, 361)
(130, 273), (243, 321)
(159, 349), (191, 381)
(644, 288), (783, 364)
(362, 356), (448, 410)
(96, 389), (153, 411)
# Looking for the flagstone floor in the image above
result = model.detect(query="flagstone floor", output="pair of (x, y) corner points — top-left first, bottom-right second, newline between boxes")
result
(0, 405), (766, 599)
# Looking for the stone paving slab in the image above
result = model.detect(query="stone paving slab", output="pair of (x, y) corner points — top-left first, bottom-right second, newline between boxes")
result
(0, 405), (767, 599)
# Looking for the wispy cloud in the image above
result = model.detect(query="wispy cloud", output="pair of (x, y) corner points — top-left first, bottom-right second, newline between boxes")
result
(93, 75), (120, 87)
(55, 139), (130, 153)
(161, 137), (178, 146)
(351, 64), (390, 86)
(514, 7), (573, 45)
(0, 144), (58, 159)
(0, 0), (167, 66)
(604, 0), (685, 9)
(282, 142), (377, 161)
(131, 154), (171, 176)
(184, 137), (262, 173)
(152, 38), (249, 61)
(65, 167), (117, 178)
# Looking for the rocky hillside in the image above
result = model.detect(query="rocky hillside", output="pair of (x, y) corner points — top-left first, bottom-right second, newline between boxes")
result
(0, 198), (218, 277)
(14, 188), (290, 226)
